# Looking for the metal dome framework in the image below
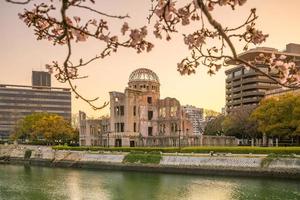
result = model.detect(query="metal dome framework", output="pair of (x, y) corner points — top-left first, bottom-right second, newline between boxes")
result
(129, 68), (160, 83)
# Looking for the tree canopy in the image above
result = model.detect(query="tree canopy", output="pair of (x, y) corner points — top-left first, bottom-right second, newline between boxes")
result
(222, 106), (259, 139)
(12, 113), (76, 144)
(250, 94), (300, 137)
(204, 115), (225, 136)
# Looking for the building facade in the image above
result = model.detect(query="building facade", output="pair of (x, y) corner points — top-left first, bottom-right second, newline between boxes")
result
(265, 87), (300, 99)
(32, 71), (51, 87)
(106, 68), (192, 147)
(225, 43), (300, 113)
(78, 111), (110, 146)
(0, 71), (71, 139)
(101, 68), (236, 147)
(182, 105), (204, 135)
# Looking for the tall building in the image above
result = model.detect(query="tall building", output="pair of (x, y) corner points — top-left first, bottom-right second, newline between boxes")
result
(265, 87), (300, 99)
(32, 71), (51, 87)
(182, 105), (204, 135)
(225, 43), (300, 113)
(0, 71), (71, 139)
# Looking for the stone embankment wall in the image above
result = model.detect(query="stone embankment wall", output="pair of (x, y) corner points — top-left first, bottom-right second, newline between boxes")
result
(1, 145), (300, 179)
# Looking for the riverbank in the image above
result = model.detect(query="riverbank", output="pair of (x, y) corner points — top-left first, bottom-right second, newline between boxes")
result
(1, 145), (300, 179)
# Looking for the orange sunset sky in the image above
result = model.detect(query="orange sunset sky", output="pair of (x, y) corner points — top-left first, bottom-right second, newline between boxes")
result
(1, 0), (300, 117)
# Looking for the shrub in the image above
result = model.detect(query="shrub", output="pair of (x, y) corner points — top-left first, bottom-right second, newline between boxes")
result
(24, 149), (32, 159)
(123, 152), (162, 164)
(260, 153), (296, 168)
(52, 146), (300, 155)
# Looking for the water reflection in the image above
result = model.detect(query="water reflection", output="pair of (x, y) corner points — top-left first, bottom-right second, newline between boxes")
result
(0, 165), (299, 200)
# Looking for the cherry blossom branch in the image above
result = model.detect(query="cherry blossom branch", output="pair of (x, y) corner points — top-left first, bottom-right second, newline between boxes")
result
(150, 0), (299, 87)
(5, 0), (32, 4)
(8, 0), (154, 110)
(72, 4), (130, 19)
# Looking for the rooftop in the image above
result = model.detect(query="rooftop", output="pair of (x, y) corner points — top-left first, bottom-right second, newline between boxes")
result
(128, 68), (160, 84)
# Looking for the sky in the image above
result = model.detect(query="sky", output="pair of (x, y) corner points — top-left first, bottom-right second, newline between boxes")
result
(1, 0), (300, 118)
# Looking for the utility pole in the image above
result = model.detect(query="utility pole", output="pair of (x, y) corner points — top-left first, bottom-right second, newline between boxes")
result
(107, 131), (110, 148)
(177, 129), (182, 148)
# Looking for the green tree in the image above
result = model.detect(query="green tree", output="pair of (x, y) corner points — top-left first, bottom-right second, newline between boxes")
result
(12, 113), (75, 145)
(250, 94), (300, 139)
(204, 115), (225, 136)
(12, 113), (46, 141)
(222, 106), (259, 139)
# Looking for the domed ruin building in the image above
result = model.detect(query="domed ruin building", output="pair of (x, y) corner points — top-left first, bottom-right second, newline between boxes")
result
(106, 68), (193, 147)
(79, 68), (237, 147)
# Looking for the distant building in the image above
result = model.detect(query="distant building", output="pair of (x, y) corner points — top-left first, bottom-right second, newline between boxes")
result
(0, 71), (71, 140)
(32, 71), (51, 87)
(78, 111), (110, 146)
(89, 68), (237, 147)
(221, 107), (226, 115)
(182, 105), (204, 135)
(225, 43), (300, 113)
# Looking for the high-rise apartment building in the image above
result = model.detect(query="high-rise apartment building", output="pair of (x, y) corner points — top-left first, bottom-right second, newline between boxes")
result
(0, 71), (71, 139)
(182, 105), (204, 135)
(225, 43), (300, 113)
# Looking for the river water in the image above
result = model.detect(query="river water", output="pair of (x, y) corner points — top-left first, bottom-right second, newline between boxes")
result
(0, 165), (299, 200)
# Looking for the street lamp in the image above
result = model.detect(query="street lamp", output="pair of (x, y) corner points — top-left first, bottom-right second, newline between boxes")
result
(107, 132), (109, 148)
(177, 129), (182, 148)
(97, 127), (101, 146)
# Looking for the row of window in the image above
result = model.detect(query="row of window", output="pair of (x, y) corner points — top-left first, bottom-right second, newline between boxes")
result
(115, 123), (124, 132)
(130, 84), (158, 91)
(227, 67), (269, 79)
(159, 123), (179, 133)
(159, 106), (178, 118)
(114, 106), (124, 116)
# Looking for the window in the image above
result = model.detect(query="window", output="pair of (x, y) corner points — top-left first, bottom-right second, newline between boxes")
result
(233, 70), (242, 77)
(114, 106), (119, 116)
(120, 123), (124, 132)
(133, 122), (136, 132)
(148, 127), (153, 136)
(170, 106), (177, 117)
(120, 106), (124, 116)
(90, 125), (94, 135)
(147, 97), (152, 104)
(133, 106), (136, 116)
(148, 110), (153, 120)
(114, 123), (119, 132)
(159, 107), (166, 118)
(115, 106), (124, 116)
(115, 97), (119, 102)
(115, 123), (125, 132)
(159, 124), (166, 134)
(171, 123), (178, 132)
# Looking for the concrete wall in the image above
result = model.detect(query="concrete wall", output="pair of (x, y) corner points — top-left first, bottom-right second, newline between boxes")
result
(1, 145), (300, 178)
